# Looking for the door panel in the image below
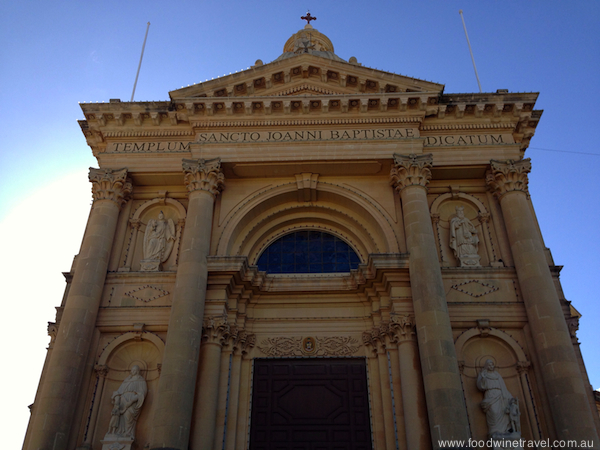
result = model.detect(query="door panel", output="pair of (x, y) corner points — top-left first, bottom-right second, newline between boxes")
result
(249, 358), (372, 450)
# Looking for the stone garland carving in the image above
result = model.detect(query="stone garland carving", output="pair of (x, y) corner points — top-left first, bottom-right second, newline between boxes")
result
(389, 153), (433, 192)
(89, 168), (132, 207)
(477, 359), (521, 441)
(103, 366), (147, 444)
(182, 157), (225, 196)
(258, 336), (359, 357)
(141, 211), (176, 271)
(449, 206), (481, 267)
(486, 159), (531, 199)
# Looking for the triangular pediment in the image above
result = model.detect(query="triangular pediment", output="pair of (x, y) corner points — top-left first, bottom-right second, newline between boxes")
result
(170, 53), (444, 100)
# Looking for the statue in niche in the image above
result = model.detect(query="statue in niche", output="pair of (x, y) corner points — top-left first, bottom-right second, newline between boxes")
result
(141, 211), (175, 271)
(449, 206), (481, 267)
(104, 365), (148, 441)
(477, 359), (521, 440)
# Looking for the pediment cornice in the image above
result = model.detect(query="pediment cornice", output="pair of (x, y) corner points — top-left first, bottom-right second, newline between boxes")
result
(169, 53), (444, 99)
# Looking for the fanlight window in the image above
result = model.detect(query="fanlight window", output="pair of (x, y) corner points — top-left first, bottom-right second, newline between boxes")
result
(256, 230), (361, 274)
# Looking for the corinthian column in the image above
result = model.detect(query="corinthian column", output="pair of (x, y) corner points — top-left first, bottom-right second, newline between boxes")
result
(151, 158), (224, 450)
(487, 159), (599, 444)
(390, 154), (470, 445)
(26, 168), (131, 450)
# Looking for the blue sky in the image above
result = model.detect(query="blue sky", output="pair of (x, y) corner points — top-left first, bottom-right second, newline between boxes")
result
(1, 1), (599, 446)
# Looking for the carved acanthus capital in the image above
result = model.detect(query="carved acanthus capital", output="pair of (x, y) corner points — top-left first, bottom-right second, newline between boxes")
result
(390, 153), (433, 192)
(182, 157), (225, 197)
(94, 364), (109, 378)
(229, 325), (256, 354)
(486, 159), (531, 199)
(129, 218), (141, 230)
(202, 315), (230, 345)
(89, 168), (132, 207)
(389, 314), (416, 343)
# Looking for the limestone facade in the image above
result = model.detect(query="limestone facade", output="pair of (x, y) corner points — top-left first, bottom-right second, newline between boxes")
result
(24, 23), (600, 450)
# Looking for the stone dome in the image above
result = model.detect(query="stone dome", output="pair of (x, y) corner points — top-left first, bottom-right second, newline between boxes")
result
(274, 24), (346, 62)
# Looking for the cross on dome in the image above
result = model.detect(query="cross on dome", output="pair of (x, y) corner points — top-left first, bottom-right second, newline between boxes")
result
(301, 11), (317, 25)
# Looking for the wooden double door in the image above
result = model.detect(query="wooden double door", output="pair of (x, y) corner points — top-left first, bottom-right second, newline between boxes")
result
(249, 358), (372, 450)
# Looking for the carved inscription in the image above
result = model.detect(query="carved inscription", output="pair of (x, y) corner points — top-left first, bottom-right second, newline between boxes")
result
(105, 132), (511, 153)
(424, 134), (513, 146)
(107, 142), (191, 153)
(197, 128), (417, 143)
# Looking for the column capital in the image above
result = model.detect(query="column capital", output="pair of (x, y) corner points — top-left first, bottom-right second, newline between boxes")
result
(202, 315), (230, 346)
(89, 168), (132, 207)
(389, 314), (416, 343)
(390, 153), (433, 192)
(362, 323), (389, 353)
(486, 158), (531, 199)
(183, 157), (225, 197)
(228, 326), (256, 355)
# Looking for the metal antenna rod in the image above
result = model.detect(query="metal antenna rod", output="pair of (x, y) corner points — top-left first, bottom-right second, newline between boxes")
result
(131, 22), (150, 102)
(459, 10), (482, 93)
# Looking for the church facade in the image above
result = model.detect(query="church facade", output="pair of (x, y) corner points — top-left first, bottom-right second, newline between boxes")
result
(24, 22), (600, 450)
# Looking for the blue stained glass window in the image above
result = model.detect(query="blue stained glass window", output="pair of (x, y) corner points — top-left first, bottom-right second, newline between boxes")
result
(257, 231), (361, 274)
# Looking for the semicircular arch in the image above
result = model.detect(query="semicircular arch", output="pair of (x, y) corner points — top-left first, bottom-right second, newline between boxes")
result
(215, 182), (400, 259)
(430, 192), (488, 216)
(97, 332), (165, 366)
(132, 197), (187, 221)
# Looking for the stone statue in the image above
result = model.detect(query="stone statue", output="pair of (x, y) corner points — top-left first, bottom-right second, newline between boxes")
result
(105, 365), (148, 441)
(449, 206), (480, 267)
(477, 359), (521, 440)
(141, 211), (175, 271)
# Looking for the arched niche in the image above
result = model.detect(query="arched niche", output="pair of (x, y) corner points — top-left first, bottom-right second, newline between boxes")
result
(429, 192), (499, 267)
(215, 181), (400, 261)
(122, 197), (187, 272)
(88, 332), (164, 448)
(455, 327), (540, 441)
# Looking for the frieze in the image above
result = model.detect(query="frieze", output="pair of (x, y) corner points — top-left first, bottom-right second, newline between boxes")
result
(258, 336), (360, 357)
(103, 132), (512, 154)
